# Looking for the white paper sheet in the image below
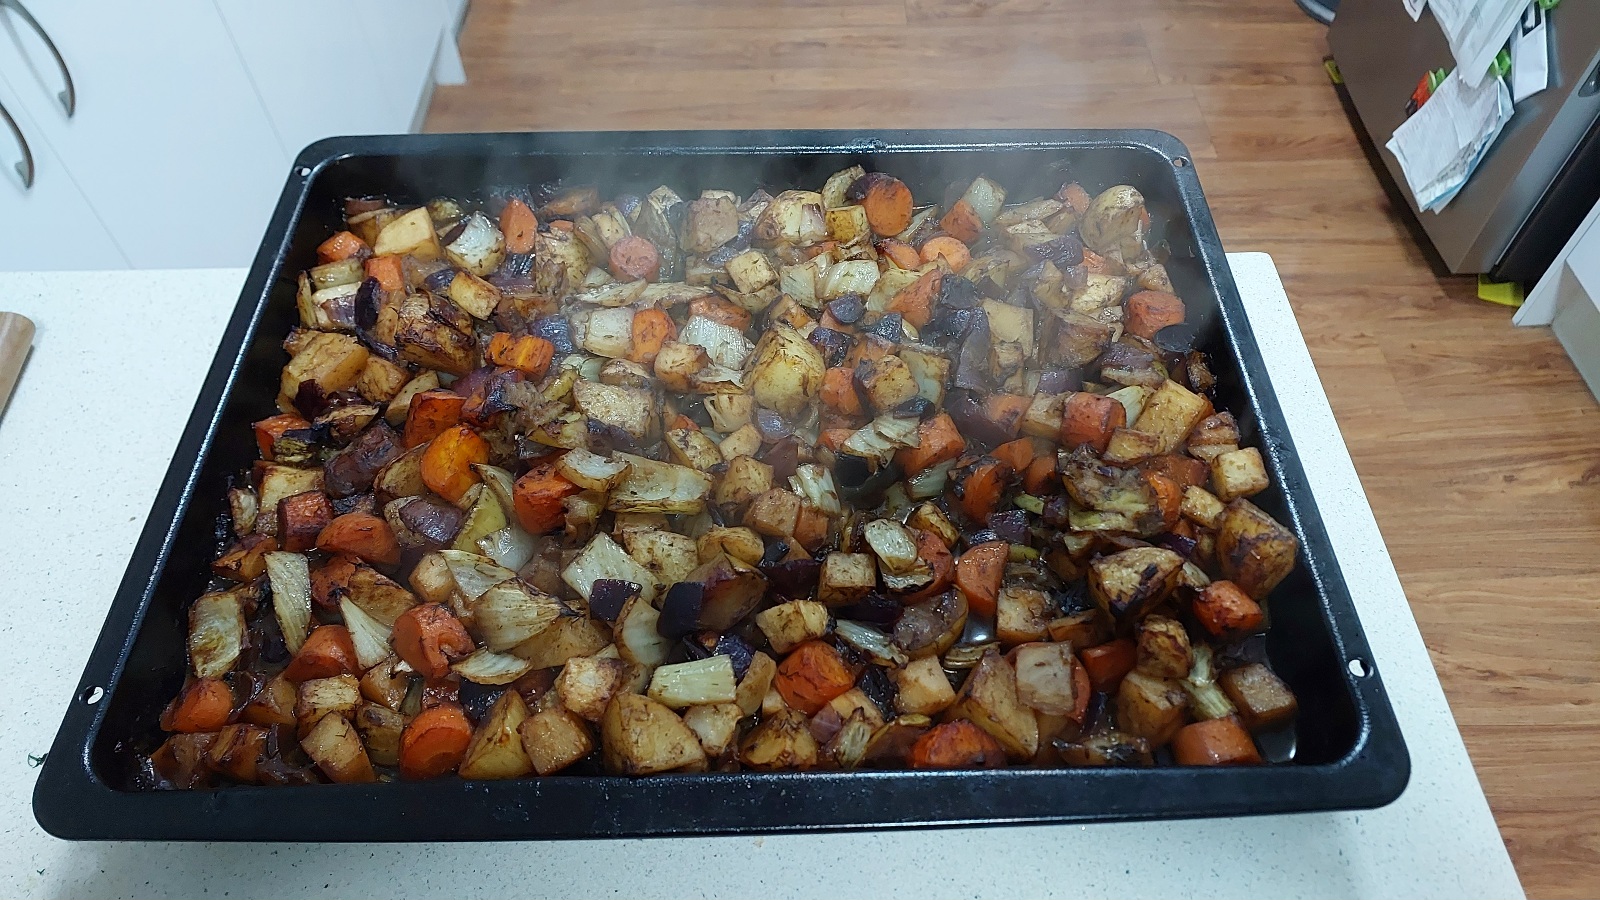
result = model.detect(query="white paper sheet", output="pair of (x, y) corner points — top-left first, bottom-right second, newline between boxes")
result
(1385, 70), (1514, 212)
(1405, 0), (1429, 22)
(1509, 2), (1549, 102)
(1427, 0), (1527, 87)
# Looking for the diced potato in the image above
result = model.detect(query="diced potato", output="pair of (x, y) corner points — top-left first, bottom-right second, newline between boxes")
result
(446, 270), (502, 319)
(995, 586), (1051, 647)
(354, 703), (405, 767)
(735, 651), (778, 716)
(1087, 546), (1183, 623)
(665, 428), (725, 471)
(713, 455), (773, 510)
(756, 600), (831, 653)
(1117, 670), (1189, 747)
(719, 425), (764, 463)
(747, 325), (825, 417)
(458, 690), (533, 780)
(653, 340), (712, 392)
(607, 453), (714, 515)
(300, 710), (376, 783)
(825, 205), (871, 244)
(1180, 485), (1226, 529)
(1210, 447), (1270, 502)
(1135, 615), (1193, 679)
(819, 552), (878, 606)
(682, 702), (744, 758)
(744, 488), (802, 538)
(726, 250), (779, 293)
(1013, 642), (1081, 717)
(1220, 663), (1300, 732)
(907, 502), (959, 549)
(602, 693), (707, 775)
(739, 708), (819, 770)
(372, 206), (441, 260)
(697, 526), (765, 567)
(255, 465), (325, 537)
(1132, 380), (1210, 454)
(520, 705), (596, 775)
(573, 380), (655, 441)
(1216, 499), (1298, 599)
(357, 357), (410, 406)
(558, 655), (640, 722)
(946, 651), (1038, 760)
(1103, 427), (1162, 465)
(624, 529), (699, 586)
(681, 195), (739, 254)
(1044, 608), (1111, 649)
(855, 355), (919, 412)
(563, 532), (660, 605)
(647, 656), (738, 709)
(893, 656), (957, 716)
(294, 674), (360, 737)
(1186, 412), (1241, 462)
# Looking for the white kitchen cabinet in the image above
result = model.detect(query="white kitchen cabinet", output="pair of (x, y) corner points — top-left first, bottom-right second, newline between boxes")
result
(0, 0), (456, 272)
(215, 0), (451, 160)
(0, 70), (126, 270)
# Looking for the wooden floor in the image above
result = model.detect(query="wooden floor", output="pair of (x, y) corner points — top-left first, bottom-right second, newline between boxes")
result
(427, 2), (1600, 894)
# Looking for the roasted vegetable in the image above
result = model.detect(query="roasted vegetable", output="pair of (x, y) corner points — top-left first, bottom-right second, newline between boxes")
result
(164, 169), (1300, 787)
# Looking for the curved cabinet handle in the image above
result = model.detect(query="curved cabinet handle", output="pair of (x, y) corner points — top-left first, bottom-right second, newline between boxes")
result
(0, 99), (34, 188)
(0, 0), (75, 117)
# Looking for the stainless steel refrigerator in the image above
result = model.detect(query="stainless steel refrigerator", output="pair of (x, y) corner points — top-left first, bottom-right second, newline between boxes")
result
(1329, 0), (1600, 283)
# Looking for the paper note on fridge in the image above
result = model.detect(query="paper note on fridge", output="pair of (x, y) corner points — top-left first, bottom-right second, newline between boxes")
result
(1385, 69), (1514, 212)
(1404, 0), (1428, 21)
(1427, 0), (1527, 87)
(1509, 2), (1549, 102)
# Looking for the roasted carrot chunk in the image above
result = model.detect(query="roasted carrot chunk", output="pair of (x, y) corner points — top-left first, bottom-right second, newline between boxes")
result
(992, 438), (1036, 475)
(818, 427), (856, 453)
(958, 457), (1013, 525)
(211, 533), (278, 582)
(901, 529), (956, 603)
(689, 293), (752, 331)
(278, 490), (333, 553)
(310, 553), (360, 612)
(486, 332), (556, 379)
(403, 389), (465, 449)
(1172, 716), (1262, 766)
(939, 198), (984, 244)
(820, 367), (864, 417)
(982, 393), (1032, 440)
(419, 424), (489, 504)
(499, 198), (539, 255)
(1023, 454), (1058, 495)
(1145, 471), (1182, 529)
(165, 678), (235, 733)
(1080, 638), (1137, 692)
(254, 413), (309, 460)
(877, 238), (922, 270)
(920, 235), (971, 273)
(1060, 392), (1125, 453)
(774, 640), (856, 715)
(1126, 291), (1186, 340)
(283, 625), (359, 682)
(317, 513), (402, 566)
(513, 458), (581, 535)
(1068, 656), (1093, 724)
(885, 269), (942, 328)
(392, 603), (475, 680)
(628, 307), (678, 366)
(894, 412), (966, 474)
(400, 703), (474, 779)
(609, 235), (661, 282)
(363, 254), (405, 292)
(955, 540), (1008, 618)
(1192, 580), (1265, 639)
(316, 230), (369, 264)
(851, 173), (913, 236)
(909, 719), (1006, 768)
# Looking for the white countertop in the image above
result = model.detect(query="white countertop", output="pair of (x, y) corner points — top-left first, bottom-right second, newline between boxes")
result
(0, 254), (1523, 899)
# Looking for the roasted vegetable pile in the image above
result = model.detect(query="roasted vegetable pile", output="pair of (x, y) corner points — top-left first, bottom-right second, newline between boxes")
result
(148, 167), (1302, 787)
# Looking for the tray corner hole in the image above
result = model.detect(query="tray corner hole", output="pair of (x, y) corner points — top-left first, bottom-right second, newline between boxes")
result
(1172, 156), (1190, 168)
(79, 685), (104, 705)
(1347, 658), (1371, 678)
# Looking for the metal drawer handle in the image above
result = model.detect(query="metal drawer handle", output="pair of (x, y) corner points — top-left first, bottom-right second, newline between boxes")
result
(0, 99), (34, 188)
(0, 0), (74, 117)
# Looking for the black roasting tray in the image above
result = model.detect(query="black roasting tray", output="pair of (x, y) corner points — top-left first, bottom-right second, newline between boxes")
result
(33, 130), (1408, 840)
